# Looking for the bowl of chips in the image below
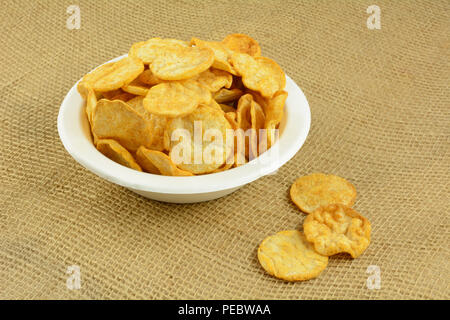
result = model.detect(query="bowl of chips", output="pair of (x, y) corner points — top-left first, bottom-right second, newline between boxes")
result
(58, 34), (310, 203)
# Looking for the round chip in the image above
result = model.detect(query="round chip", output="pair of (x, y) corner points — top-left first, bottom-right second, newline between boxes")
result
(137, 69), (164, 86)
(190, 37), (237, 75)
(304, 204), (371, 258)
(122, 77), (151, 96)
(143, 82), (200, 117)
(150, 46), (214, 81)
(290, 173), (357, 214)
(213, 88), (243, 104)
(194, 68), (233, 92)
(257, 230), (328, 281)
(264, 90), (288, 147)
(222, 33), (261, 57)
(136, 147), (193, 176)
(92, 57), (144, 92)
(166, 105), (233, 174)
(96, 139), (142, 171)
(92, 99), (153, 152)
(230, 53), (285, 98)
(126, 96), (168, 152)
(129, 38), (189, 64)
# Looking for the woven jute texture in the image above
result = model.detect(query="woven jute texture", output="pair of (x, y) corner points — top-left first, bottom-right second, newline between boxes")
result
(1, 0), (449, 300)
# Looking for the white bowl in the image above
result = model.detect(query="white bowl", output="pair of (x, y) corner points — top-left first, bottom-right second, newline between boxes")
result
(57, 55), (310, 203)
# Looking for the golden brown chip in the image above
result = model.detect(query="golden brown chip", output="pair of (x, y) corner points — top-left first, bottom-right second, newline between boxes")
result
(136, 146), (193, 176)
(90, 57), (144, 92)
(304, 204), (371, 258)
(190, 37), (237, 75)
(213, 88), (243, 104)
(78, 62), (116, 98)
(150, 46), (214, 81)
(222, 33), (261, 57)
(96, 139), (142, 171)
(129, 38), (189, 64)
(257, 230), (328, 281)
(85, 87), (98, 125)
(143, 82), (200, 117)
(101, 88), (124, 100)
(126, 96), (167, 152)
(110, 92), (135, 102)
(264, 90), (288, 147)
(137, 69), (164, 86)
(165, 105), (233, 174)
(179, 79), (212, 105)
(194, 68), (233, 92)
(230, 53), (285, 98)
(290, 173), (357, 214)
(92, 99), (153, 152)
(122, 77), (151, 96)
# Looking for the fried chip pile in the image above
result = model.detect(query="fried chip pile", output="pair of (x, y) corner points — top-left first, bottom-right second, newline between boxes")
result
(258, 173), (372, 282)
(78, 34), (287, 176)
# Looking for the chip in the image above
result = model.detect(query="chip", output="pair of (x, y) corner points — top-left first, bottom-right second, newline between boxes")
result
(150, 46), (214, 81)
(143, 82), (200, 117)
(213, 88), (243, 104)
(165, 105), (232, 174)
(96, 139), (142, 171)
(136, 146), (193, 176)
(194, 68), (233, 92)
(91, 57), (144, 92)
(222, 33), (261, 57)
(290, 173), (357, 214)
(85, 86), (98, 125)
(304, 204), (371, 258)
(138, 69), (164, 86)
(264, 90), (288, 147)
(190, 37), (238, 75)
(122, 77), (151, 96)
(230, 53), (285, 98)
(257, 230), (328, 281)
(126, 96), (167, 152)
(92, 99), (153, 152)
(129, 38), (189, 64)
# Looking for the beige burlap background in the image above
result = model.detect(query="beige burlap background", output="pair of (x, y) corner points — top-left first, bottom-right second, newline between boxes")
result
(0, 0), (448, 299)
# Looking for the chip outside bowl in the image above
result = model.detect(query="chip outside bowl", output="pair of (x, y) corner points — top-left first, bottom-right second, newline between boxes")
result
(57, 55), (311, 203)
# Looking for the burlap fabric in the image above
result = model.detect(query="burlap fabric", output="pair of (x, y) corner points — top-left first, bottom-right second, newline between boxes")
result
(0, 0), (448, 300)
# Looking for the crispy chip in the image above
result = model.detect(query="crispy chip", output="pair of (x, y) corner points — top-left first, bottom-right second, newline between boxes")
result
(92, 99), (153, 152)
(85, 87), (97, 125)
(190, 37), (238, 75)
(126, 96), (167, 151)
(213, 88), (243, 104)
(150, 46), (214, 81)
(122, 77), (151, 96)
(194, 68), (233, 92)
(143, 82), (200, 117)
(236, 94), (253, 130)
(165, 105), (232, 174)
(136, 146), (193, 176)
(129, 38), (189, 64)
(96, 139), (142, 171)
(222, 33), (261, 57)
(179, 79), (212, 105)
(90, 57), (144, 92)
(230, 53), (285, 98)
(101, 88), (123, 100)
(257, 230), (328, 281)
(138, 69), (164, 86)
(110, 92), (135, 102)
(304, 204), (371, 258)
(265, 90), (288, 147)
(290, 173), (357, 214)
